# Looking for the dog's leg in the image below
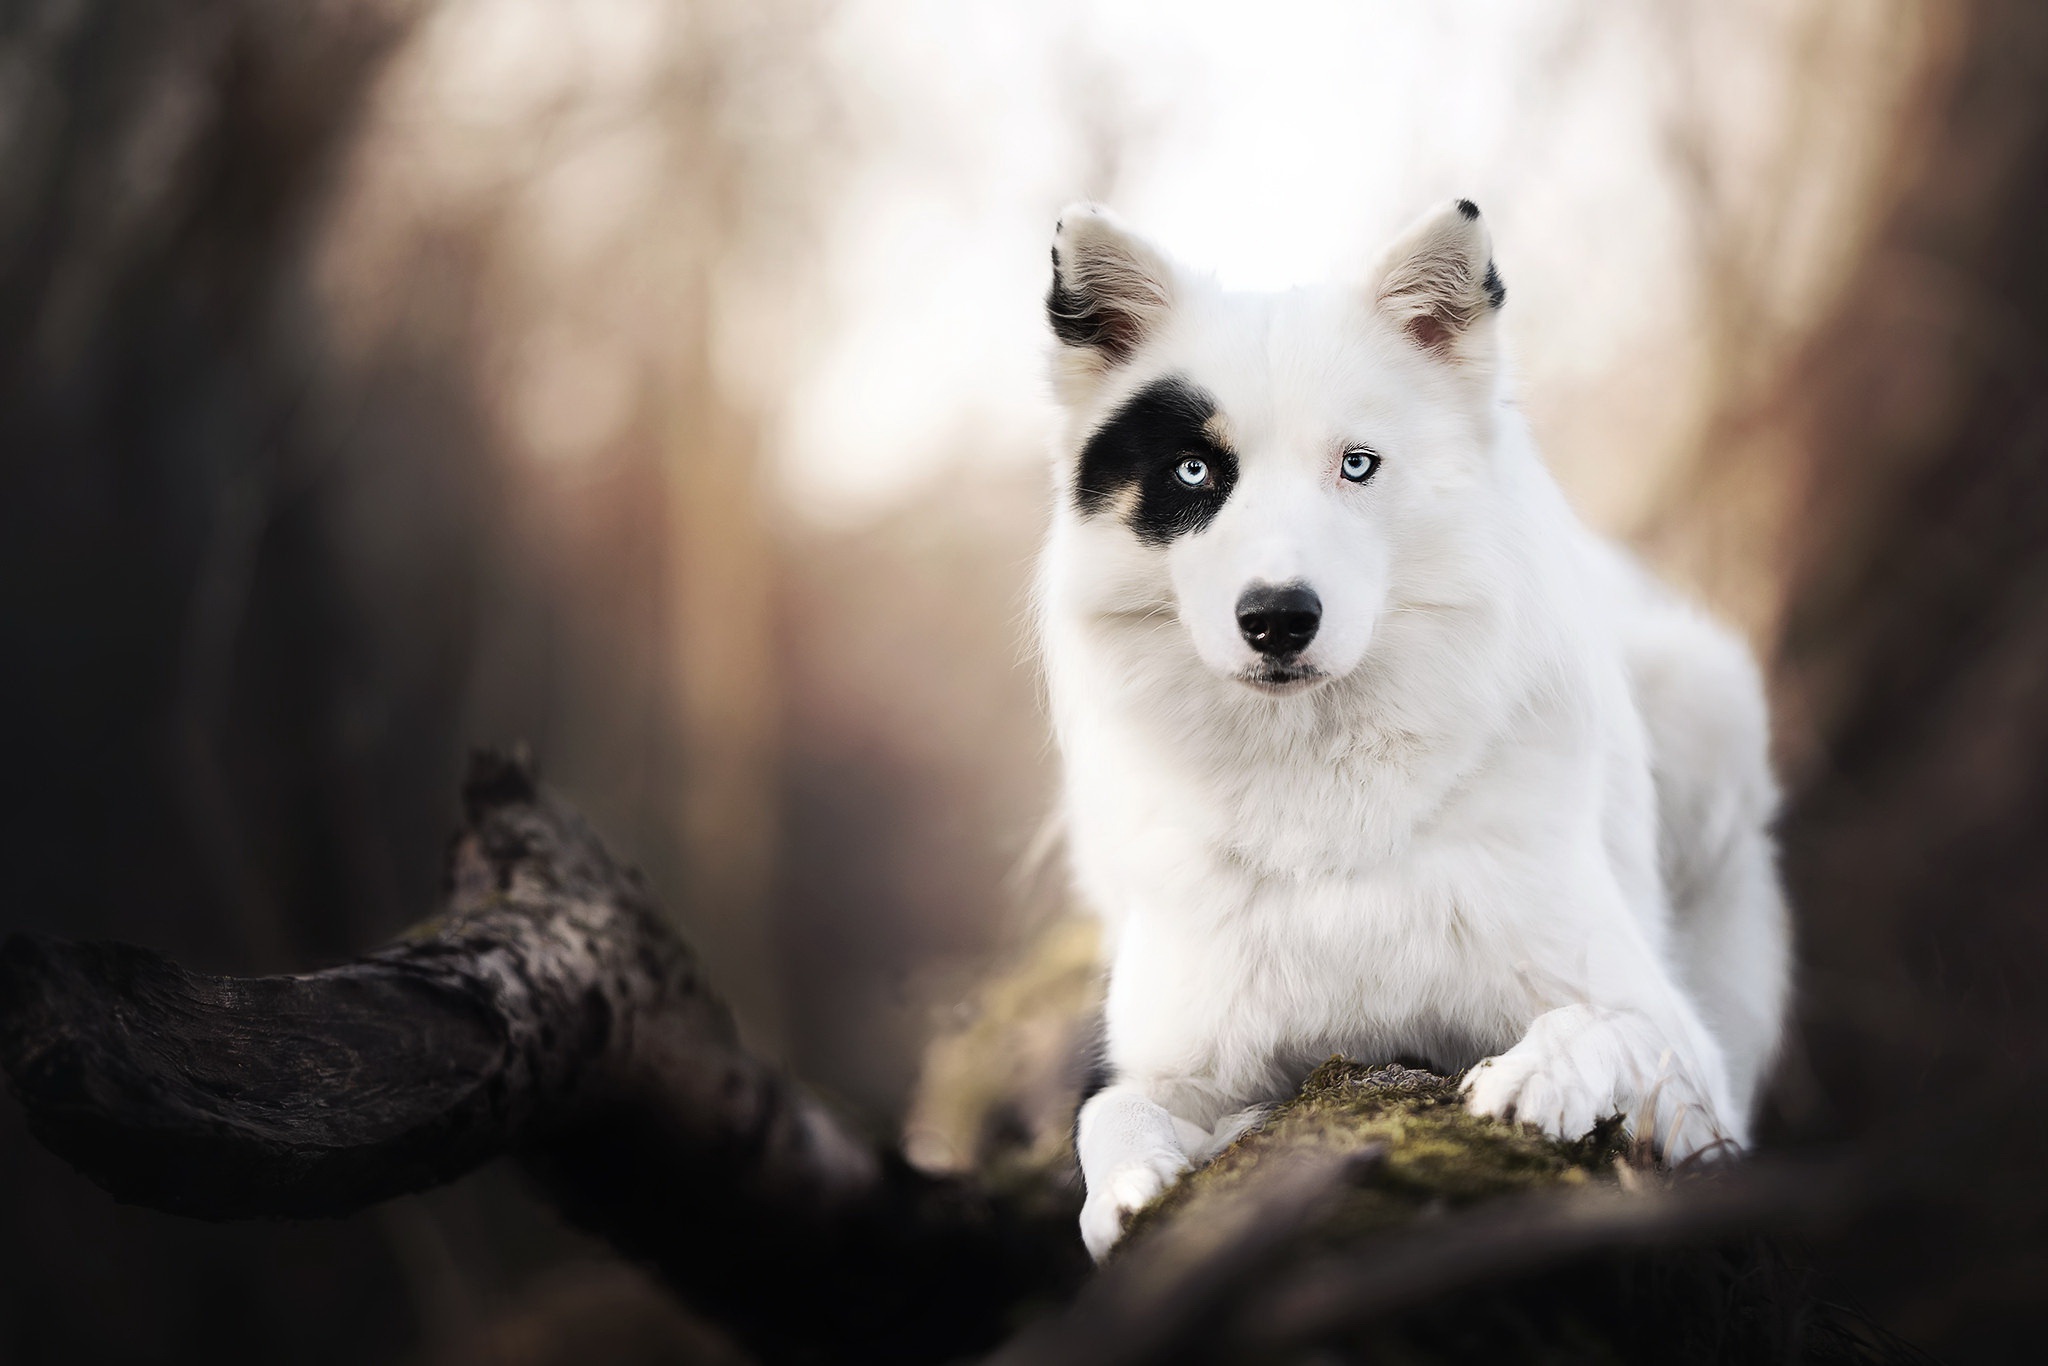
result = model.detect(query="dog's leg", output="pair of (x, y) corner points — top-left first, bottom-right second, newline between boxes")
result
(1076, 1083), (1192, 1260)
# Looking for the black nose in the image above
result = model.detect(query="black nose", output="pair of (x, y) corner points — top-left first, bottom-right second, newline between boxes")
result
(1235, 582), (1321, 657)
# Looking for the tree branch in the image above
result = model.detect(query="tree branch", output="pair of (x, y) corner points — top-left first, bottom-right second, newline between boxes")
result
(0, 751), (1934, 1366)
(0, 749), (1081, 1365)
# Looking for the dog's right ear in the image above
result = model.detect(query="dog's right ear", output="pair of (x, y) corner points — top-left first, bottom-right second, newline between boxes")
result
(1368, 199), (1504, 367)
(1047, 204), (1178, 375)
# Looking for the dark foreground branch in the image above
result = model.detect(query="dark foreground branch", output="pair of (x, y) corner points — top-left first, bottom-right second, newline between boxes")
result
(0, 750), (1081, 1364)
(0, 752), (1938, 1366)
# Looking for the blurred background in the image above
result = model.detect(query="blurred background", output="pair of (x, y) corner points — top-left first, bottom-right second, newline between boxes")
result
(4, 0), (2044, 1361)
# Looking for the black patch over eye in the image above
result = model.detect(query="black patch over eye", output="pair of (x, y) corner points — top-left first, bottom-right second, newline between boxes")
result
(1074, 376), (1236, 545)
(1341, 446), (1381, 484)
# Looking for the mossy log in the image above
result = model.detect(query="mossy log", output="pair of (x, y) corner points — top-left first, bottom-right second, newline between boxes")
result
(1129, 1059), (1629, 1241)
(913, 926), (1932, 1365)
(991, 1060), (1925, 1366)
(0, 754), (1930, 1365)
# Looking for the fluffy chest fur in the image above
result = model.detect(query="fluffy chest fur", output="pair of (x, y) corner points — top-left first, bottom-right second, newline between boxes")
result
(1046, 580), (1635, 1127)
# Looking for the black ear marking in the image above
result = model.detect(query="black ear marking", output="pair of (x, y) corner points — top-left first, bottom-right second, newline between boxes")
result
(1482, 260), (1505, 309)
(1047, 211), (1177, 365)
(1048, 246), (1144, 361)
(1456, 198), (1481, 220)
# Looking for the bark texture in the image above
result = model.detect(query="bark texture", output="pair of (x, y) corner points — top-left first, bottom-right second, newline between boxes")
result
(0, 750), (1081, 1366)
(0, 786), (1929, 1366)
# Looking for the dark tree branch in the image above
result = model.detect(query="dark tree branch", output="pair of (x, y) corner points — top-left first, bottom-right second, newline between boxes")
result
(0, 750), (1082, 1365)
(0, 750), (1935, 1366)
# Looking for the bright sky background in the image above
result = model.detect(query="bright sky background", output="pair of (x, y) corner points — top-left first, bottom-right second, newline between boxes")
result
(353, 0), (1899, 534)
(775, 0), (1700, 526)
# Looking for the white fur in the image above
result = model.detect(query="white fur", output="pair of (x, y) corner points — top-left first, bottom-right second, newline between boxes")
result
(1037, 202), (1790, 1261)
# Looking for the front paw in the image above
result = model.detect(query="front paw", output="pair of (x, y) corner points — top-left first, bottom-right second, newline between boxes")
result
(1079, 1149), (1189, 1261)
(1463, 1004), (1734, 1163)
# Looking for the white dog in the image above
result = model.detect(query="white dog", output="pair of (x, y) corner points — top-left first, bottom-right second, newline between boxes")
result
(1037, 200), (1789, 1260)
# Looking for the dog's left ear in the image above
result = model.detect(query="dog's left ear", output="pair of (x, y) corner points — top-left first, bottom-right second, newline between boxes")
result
(1047, 204), (1180, 373)
(1369, 199), (1505, 364)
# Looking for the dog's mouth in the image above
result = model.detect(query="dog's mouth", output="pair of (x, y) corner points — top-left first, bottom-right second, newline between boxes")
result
(1236, 660), (1326, 695)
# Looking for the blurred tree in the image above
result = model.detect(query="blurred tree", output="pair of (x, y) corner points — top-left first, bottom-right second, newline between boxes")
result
(0, 2), (740, 1361)
(1759, 1), (2048, 1354)
(0, 3), (458, 1362)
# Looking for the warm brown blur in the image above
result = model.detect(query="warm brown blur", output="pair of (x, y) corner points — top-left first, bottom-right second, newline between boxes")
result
(2, 1), (2041, 1362)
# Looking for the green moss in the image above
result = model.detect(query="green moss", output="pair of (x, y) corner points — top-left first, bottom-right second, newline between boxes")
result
(1125, 1058), (1629, 1247)
(903, 917), (1103, 1195)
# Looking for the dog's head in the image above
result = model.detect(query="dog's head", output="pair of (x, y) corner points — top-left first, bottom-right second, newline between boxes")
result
(1044, 200), (1510, 695)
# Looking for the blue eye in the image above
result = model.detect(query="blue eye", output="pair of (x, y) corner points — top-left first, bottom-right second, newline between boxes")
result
(1174, 456), (1211, 488)
(1341, 447), (1380, 483)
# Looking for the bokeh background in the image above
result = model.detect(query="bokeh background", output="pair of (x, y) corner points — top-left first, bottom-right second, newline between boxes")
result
(3, 0), (2044, 1361)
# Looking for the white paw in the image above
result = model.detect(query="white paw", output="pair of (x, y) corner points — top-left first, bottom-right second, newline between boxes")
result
(1079, 1148), (1189, 1261)
(1463, 1003), (1737, 1164)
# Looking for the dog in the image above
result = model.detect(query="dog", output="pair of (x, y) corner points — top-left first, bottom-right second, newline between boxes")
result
(1035, 199), (1790, 1260)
